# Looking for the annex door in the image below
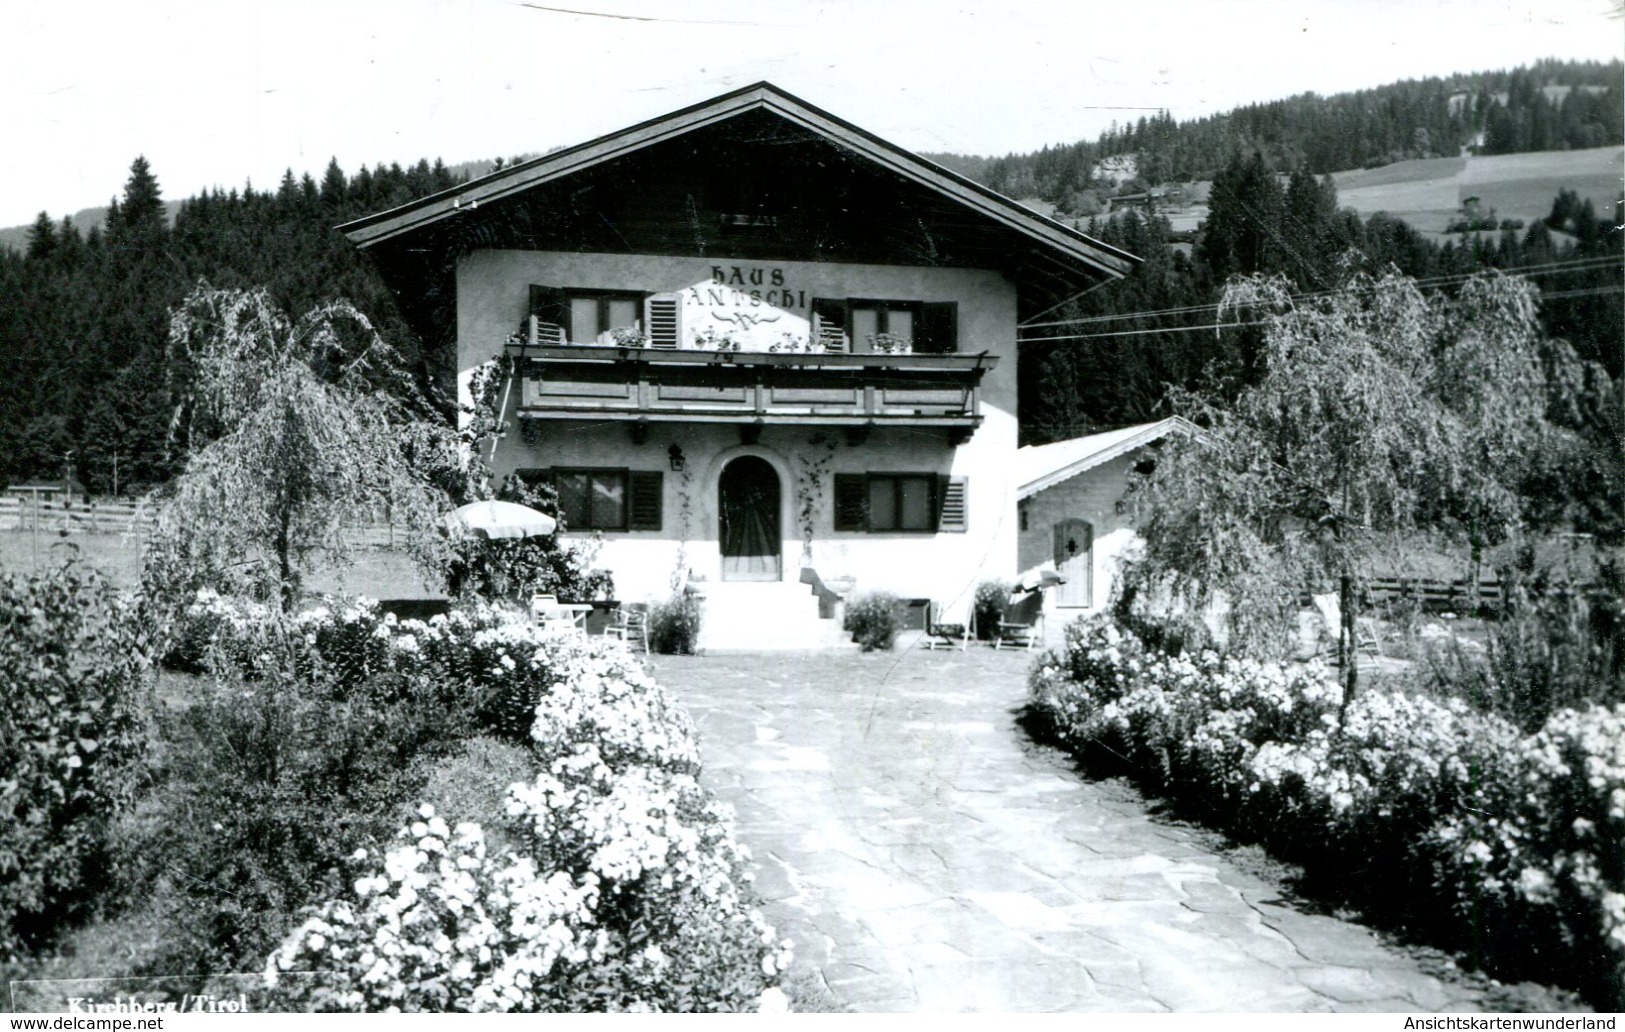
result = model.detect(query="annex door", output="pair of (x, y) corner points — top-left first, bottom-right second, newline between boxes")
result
(719, 456), (781, 581)
(1054, 518), (1094, 608)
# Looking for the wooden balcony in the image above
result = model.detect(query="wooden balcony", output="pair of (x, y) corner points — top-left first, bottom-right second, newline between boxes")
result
(506, 343), (998, 443)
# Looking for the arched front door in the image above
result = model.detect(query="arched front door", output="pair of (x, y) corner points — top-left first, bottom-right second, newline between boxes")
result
(1054, 518), (1094, 607)
(719, 456), (781, 581)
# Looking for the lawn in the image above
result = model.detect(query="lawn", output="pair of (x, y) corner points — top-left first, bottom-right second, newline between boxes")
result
(1330, 155), (1468, 193)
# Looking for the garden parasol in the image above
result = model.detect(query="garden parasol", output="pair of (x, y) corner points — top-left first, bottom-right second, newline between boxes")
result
(441, 499), (558, 540)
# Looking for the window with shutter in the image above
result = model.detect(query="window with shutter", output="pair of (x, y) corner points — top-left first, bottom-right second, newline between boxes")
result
(810, 298), (850, 353)
(644, 294), (681, 350)
(529, 286), (572, 341)
(549, 468), (629, 530)
(937, 475), (968, 532)
(835, 474), (954, 533)
(916, 302), (959, 354)
(628, 471), (663, 530)
(532, 287), (650, 344)
(832, 473), (867, 530)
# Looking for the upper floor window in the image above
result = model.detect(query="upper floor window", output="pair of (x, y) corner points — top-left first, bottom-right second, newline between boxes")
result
(810, 299), (957, 354)
(531, 286), (672, 346)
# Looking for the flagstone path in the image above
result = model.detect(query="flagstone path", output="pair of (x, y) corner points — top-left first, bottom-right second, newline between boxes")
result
(655, 643), (1490, 1013)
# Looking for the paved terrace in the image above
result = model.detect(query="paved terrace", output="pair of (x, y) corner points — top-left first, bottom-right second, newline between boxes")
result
(654, 641), (1486, 1012)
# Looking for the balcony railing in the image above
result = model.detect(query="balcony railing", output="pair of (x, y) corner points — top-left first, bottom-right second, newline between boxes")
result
(505, 343), (997, 442)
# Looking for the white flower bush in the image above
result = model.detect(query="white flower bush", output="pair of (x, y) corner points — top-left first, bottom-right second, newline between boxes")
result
(256, 599), (790, 1012)
(1030, 615), (1625, 1007)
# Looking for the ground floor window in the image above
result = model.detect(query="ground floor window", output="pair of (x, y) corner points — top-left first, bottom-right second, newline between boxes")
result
(833, 473), (967, 533)
(555, 469), (627, 530)
(515, 467), (664, 532)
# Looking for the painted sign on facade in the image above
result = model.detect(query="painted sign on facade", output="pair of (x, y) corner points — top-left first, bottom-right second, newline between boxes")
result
(683, 264), (812, 350)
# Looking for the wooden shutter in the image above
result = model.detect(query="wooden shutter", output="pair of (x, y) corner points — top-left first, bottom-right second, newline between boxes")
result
(916, 302), (959, 354)
(937, 475), (968, 532)
(810, 297), (850, 353)
(529, 285), (572, 341)
(644, 293), (681, 349)
(833, 473), (867, 531)
(628, 471), (663, 530)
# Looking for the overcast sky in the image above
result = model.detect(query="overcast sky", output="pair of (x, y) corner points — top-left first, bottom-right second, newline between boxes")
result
(1, 0), (1620, 228)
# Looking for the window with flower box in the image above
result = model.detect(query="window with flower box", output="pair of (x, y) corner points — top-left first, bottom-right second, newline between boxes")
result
(810, 298), (958, 354)
(529, 286), (683, 348)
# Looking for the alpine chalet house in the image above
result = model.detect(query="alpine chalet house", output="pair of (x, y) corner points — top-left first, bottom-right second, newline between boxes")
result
(341, 83), (1136, 647)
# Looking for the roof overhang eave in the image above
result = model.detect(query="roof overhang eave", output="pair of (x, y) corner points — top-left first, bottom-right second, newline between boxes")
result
(1016, 417), (1199, 500)
(339, 84), (1138, 283)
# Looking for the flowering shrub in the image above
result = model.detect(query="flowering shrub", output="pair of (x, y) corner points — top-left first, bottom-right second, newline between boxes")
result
(973, 580), (1012, 641)
(843, 591), (901, 651)
(163, 586), (277, 672)
(648, 594), (702, 655)
(1425, 705), (1625, 998)
(150, 601), (479, 977)
(0, 556), (149, 959)
(252, 599), (787, 1011)
(1030, 615), (1625, 1008)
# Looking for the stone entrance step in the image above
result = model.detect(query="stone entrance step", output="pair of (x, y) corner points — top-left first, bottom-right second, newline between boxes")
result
(695, 580), (852, 650)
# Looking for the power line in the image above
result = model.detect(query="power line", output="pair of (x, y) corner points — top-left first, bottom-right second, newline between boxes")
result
(1018, 255), (1625, 330)
(1018, 283), (1624, 345)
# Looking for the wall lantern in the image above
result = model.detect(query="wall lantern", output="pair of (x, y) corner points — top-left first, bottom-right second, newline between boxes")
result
(668, 444), (686, 472)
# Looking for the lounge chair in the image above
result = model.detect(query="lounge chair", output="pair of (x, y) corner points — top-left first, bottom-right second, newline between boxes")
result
(921, 601), (970, 651)
(994, 590), (1045, 650)
(1310, 592), (1381, 660)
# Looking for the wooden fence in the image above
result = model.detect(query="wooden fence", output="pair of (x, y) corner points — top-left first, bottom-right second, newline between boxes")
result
(1, 496), (412, 546)
(1364, 576), (1505, 612)
(0, 495), (157, 536)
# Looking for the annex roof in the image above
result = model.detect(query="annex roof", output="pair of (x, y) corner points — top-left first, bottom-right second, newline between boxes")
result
(1016, 416), (1196, 500)
(338, 82), (1137, 289)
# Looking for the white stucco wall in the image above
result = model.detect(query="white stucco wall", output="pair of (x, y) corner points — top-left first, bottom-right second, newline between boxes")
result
(457, 251), (1020, 619)
(1017, 452), (1143, 614)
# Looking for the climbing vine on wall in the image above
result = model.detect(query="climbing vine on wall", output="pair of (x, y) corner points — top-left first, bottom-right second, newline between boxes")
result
(793, 434), (839, 565)
(669, 459), (695, 593)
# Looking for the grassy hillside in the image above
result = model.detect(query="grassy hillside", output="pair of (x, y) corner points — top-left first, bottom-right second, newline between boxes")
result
(1332, 145), (1622, 237)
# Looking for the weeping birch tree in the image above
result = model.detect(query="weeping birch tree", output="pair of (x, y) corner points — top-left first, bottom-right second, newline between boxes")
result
(1121, 268), (1585, 700)
(145, 286), (461, 611)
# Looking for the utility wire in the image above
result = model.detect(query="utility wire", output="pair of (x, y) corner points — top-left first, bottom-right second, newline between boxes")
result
(1019, 283), (1624, 345)
(1017, 255), (1625, 330)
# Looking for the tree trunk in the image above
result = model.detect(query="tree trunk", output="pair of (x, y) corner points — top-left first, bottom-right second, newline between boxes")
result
(277, 502), (296, 612)
(1339, 571), (1358, 720)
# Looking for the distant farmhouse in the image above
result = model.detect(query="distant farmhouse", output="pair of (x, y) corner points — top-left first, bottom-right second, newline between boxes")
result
(342, 83), (1140, 647)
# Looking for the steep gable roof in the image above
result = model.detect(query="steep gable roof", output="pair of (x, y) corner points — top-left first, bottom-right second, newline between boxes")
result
(1017, 417), (1197, 499)
(339, 82), (1136, 291)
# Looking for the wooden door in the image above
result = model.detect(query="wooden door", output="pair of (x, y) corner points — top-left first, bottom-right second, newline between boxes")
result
(719, 456), (781, 581)
(1053, 518), (1094, 608)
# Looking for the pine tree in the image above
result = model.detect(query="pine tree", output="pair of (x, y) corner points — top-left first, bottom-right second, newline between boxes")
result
(25, 213), (56, 261)
(109, 156), (166, 247)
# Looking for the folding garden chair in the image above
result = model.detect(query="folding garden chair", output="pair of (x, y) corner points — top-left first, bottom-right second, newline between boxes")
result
(1310, 592), (1381, 660)
(993, 589), (1045, 650)
(603, 602), (650, 653)
(921, 601), (970, 651)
